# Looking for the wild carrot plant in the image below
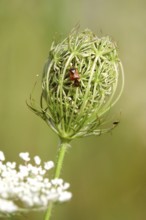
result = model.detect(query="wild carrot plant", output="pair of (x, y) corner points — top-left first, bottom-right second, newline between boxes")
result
(0, 28), (124, 220)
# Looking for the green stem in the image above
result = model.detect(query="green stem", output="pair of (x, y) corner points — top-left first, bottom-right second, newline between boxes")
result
(44, 139), (70, 220)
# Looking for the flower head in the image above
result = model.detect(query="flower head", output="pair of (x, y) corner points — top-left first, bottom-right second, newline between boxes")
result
(28, 29), (124, 141)
(0, 151), (72, 217)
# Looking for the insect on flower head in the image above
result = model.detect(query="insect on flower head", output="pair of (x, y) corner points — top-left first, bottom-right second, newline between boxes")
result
(27, 28), (124, 141)
(69, 68), (80, 87)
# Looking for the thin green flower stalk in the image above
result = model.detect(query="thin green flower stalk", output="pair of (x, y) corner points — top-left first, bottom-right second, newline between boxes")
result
(28, 28), (124, 220)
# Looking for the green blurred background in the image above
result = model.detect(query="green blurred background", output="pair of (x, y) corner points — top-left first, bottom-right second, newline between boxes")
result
(0, 0), (146, 219)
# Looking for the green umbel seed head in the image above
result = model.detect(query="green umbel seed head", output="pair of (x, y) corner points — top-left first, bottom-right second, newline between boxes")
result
(29, 29), (124, 141)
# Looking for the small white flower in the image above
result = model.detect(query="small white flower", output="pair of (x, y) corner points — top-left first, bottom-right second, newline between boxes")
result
(40, 195), (48, 206)
(51, 178), (63, 186)
(38, 168), (46, 175)
(29, 166), (39, 175)
(0, 199), (18, 213)
(59, 192), (72, 202)
(0, 151), (5, 161)
(63, 182), (70, 190)
(6, 162), (16, 169)
(19, 152), (30, 162)
(34, 156), (41, 165)
(18, 165), (29, 177)
(44, 161), (54, 170)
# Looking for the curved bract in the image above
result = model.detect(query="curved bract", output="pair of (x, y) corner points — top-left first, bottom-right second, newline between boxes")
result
(28, 29), (124, 141)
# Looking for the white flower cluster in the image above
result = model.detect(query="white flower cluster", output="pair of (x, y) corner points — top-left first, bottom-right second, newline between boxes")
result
(0, 151), (72, 217)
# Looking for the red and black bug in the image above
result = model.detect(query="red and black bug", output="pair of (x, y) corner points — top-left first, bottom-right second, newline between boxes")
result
(69, 68), (80, 87)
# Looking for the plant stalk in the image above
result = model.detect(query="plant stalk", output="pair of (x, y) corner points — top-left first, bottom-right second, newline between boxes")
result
(44, 139), (70, 220)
